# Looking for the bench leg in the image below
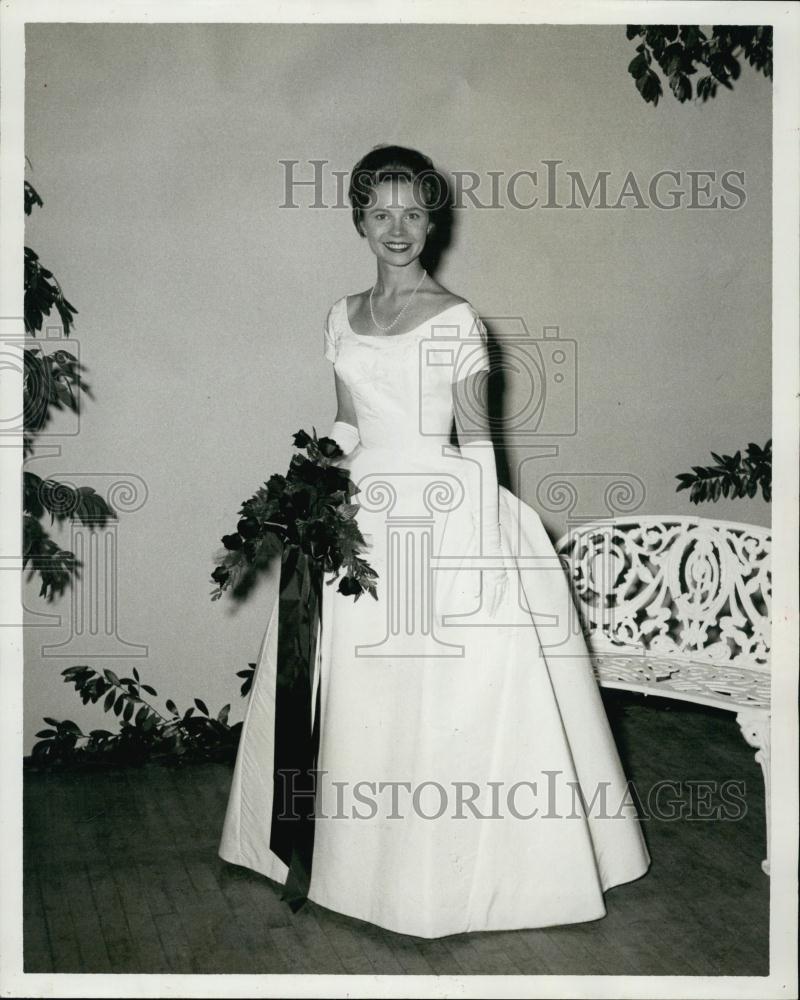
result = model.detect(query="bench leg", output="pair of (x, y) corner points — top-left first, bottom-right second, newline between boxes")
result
(736, 709), (771, 876)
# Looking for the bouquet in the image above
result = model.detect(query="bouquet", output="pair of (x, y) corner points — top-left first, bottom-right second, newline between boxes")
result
(209, 427), (378, 912)
(210, 427), (378, 604)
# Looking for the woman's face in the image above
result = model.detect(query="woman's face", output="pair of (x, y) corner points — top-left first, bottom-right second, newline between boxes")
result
(359, 178), (431, 267)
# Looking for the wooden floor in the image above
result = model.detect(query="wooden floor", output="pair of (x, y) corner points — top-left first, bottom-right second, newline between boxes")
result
(23, 691), (769, 976)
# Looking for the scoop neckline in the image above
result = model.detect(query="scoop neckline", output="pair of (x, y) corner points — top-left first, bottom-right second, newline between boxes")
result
(342, 295), (468, 339)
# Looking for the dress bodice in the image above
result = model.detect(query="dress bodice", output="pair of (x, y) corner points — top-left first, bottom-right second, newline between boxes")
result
(323, 295), (491, 461)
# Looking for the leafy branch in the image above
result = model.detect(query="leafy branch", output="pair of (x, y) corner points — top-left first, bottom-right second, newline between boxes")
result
(211, 427), (378, 604)
(27, 664), (246, 769)
(626, 25), (772, 106)
(676, 440), (771, 504)
(22, 471), (117, 600)
(23, 176), (115, 601)
(23, 343), (90, 455)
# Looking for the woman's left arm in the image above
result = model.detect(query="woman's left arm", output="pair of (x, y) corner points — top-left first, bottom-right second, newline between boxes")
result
(453, 367), (508, 618)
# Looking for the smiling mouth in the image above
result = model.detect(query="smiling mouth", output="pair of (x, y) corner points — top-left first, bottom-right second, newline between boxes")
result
(384, 242), (412, 252)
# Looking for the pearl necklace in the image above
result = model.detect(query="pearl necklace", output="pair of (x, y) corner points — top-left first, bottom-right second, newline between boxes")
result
(369, 269), (428, 333)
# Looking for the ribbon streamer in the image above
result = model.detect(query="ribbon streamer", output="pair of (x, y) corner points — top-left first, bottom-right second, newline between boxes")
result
(270, 545), (323, 912)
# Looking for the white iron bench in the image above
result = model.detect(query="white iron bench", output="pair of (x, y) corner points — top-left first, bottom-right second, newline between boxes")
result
(554, 515), (771, 874)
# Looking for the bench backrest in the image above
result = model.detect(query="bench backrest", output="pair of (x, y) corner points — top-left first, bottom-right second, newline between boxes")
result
(554, 515), (771, 670)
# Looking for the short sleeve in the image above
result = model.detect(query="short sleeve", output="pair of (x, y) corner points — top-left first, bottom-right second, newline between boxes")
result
(451, 305), (491, 383)
(323, 304), (338, 364)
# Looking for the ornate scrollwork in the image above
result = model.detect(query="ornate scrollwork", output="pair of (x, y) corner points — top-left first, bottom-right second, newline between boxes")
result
(589, 652), (770, 708)
(556, 517), (771, 675)
(556, 515), (772, 875)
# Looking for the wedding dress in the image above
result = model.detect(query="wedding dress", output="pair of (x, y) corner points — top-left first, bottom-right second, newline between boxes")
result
(218, 295), (650, 938)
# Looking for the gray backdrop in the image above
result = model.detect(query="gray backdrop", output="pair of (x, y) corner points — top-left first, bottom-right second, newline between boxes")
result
(23, 23), (771, 750)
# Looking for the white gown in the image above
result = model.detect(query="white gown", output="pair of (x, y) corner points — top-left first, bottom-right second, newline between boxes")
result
(218, 295), (650, 938)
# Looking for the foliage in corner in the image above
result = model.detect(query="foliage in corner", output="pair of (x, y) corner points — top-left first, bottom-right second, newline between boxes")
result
(676, 440), (771, 504)
(24, 175), (116, 601)
(26, 663), (258, 770)
(626, 25), (772, 106)
(210, 427), (378, 604)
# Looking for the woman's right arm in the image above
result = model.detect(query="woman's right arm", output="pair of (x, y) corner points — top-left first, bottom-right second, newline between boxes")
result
(325, 371), (360, 465)
(323, 303), (359, 461)
(333, 370), (358, 428)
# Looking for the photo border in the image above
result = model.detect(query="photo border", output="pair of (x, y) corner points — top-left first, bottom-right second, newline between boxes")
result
(1, 2), (797, 998)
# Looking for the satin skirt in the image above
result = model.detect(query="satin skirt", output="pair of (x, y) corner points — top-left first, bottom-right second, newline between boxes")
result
(218, 444), (650, 938)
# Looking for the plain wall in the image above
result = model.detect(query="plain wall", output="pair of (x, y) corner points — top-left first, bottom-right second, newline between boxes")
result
(22, 23), (772, 752)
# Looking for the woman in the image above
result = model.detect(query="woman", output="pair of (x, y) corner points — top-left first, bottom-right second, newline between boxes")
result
(219, 144), (650, 938)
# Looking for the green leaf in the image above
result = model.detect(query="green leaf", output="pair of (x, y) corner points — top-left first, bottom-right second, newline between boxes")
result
(104, 690), (115, 712)
(141, 684), (157, 696)
(104, 668), (120, 686)
(35, 729), (56, 738)
(663, 44), (683, 77)
(31, 742), (53, 760)
(696, 75), (716, 101)
(670, 74), (691, 101)
(217, 704), (231, 726)
(635, 67), (662, 105)
(133, 667), (140, 682)
(42, 717), (59, 726)
(628, 52), (648, 77)
(195, 699), (209, 715)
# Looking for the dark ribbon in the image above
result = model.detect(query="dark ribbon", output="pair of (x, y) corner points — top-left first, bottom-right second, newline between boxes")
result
(270, 544), (323, 912)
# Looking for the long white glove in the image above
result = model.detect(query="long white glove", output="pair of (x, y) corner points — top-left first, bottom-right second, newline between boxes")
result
(460, 438), (508, 618)
(324, 420), (360, 464)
